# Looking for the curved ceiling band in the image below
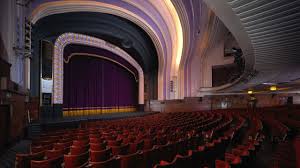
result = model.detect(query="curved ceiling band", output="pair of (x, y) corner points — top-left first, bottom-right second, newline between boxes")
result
(30, 0), (184, 100)
(204, 0), (300, 92)
(53, 33), (144, 105)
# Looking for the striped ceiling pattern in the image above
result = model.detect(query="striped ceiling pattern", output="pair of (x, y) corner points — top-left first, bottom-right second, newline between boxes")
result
(205, 0), (300, 92)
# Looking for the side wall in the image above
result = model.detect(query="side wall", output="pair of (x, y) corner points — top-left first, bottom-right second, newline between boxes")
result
(0, 0), (28, 149)
(149, 94), (290, 112)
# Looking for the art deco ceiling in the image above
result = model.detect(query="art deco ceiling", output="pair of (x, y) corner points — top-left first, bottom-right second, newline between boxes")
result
(29, 0), (300, 98)
(204, 0), (300, 92)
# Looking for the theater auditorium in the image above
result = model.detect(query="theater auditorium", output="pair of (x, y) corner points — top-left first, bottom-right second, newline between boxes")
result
(0, 0), (300, 167)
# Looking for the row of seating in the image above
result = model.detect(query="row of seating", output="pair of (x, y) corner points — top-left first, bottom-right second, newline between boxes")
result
(271, 140), (296, 168)
(16, 111), (242, 168)
(216, 134), (264, 168)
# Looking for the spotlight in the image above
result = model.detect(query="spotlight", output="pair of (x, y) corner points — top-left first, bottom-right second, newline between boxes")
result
(247, 90), (253, 94)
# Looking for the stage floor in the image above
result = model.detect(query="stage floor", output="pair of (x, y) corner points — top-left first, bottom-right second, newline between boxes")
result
(38, 111), (158, 124)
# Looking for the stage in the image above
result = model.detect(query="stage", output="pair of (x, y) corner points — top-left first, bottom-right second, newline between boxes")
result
(39, 111), (157, 124)
(28, 112), (158, 136)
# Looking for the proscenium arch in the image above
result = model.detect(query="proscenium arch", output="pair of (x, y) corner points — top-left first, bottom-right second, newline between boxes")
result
(53, 33), (144, 105)
(30, 1), (168, 100)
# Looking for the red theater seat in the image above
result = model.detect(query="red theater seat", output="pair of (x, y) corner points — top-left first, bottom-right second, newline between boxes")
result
(31, 144), (53, 153)
(90, 148), (112, 162)
(90, 143), (107, 151)
(143, 138), (156, 150)
(129, 140), (144, 154)
(88, 156), (121, 168)
(90, 137), (105, 144)
(54, 141), (73, 150)
(70, 145), (90, 155)
(190, 146), (206, 166)
(73, 139), (89, 146)
(157, 142), (177, 162)
(111, 144), (129, 155)
(31, 156), (64, 168)
(141, 146), (160, 168)
(225, 153), (241, 168)
(76, 135), (89, 141)
(153, 160), (176, 168)
(59, 137), (74, 143)
(119, 151), (143, 168)
(174, 152), (193, 168)
(89, 134), (100, 139)
(204, 141), (216, 166)
(215, 160), (230, 168)
(15, 151), (45, 168)
(64, 151), (89, 168)
(107, 139), (122, 146)
(45, 148), (66, 159)
(104, 135), (117, 141)
(295, 136), (300, 168)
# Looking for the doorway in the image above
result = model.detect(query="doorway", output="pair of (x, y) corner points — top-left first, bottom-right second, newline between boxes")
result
(0, 105), (10, 152)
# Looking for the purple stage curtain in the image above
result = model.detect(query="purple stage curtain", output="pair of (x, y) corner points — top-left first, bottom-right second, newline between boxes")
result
(63, 55), (138, 110)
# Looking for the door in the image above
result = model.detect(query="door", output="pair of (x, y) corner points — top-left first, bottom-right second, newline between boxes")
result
(0, 105), (10, 152)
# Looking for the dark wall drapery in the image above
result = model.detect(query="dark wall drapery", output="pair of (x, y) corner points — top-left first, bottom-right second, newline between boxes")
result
(63, 55), (138, 113)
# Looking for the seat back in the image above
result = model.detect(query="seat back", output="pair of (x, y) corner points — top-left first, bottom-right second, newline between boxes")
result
(70, 145), (89, 155)
(90, 148), (112, 162)
(111, 144), (129, 155)
(158, 142), (177, 162)
(73, 139), (89, 146)
(89, 156), (121, 168)
(31, 156), (64, 168)
(53, 141), (73, 149)
(107, 139), (122, 146)
(153, 160), (176, 168)
(175, 153), (192, 168)
(64, 151), (89, 168)
(90, 143), (106, 151)
(129, 140), (144, 154)
(45, 148), (65, 159)
(190, 148), (206, 167)
(119, 151), (143, 168)
(215, 160), (230, 168)
(141, 146), (160, 168)
(15, 151), (45, 168)
(31, 144), (53, 153)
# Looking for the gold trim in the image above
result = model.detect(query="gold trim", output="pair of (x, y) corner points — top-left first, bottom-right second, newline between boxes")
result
(64, 53), (138, 81)
(63, 106), (137, 117)
(63, 106), (135, 110)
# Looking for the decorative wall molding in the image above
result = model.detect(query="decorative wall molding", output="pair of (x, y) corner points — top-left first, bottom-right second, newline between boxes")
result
(53, 33), (144, 104)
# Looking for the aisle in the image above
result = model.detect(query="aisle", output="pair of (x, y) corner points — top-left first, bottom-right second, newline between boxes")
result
(0, 140), (31, 168)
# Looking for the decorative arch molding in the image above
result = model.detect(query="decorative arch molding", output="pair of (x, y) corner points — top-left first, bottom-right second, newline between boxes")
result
(53, 33), (144, 105)
(30, 0), (184, 100)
